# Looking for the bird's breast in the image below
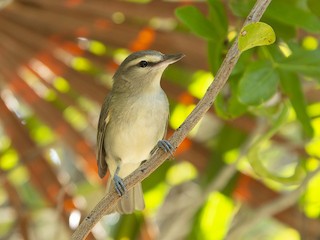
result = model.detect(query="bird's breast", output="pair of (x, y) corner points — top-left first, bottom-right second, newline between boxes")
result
(106, 90), (169, 165)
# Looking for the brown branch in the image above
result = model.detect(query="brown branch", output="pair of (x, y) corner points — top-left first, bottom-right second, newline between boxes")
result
(71, 0), (273, 239)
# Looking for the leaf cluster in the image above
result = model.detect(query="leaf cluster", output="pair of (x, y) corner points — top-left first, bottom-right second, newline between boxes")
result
(176, 0), (319, 138)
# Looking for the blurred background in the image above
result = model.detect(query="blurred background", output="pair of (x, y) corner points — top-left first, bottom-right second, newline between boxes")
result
(0, 0), (320, 239)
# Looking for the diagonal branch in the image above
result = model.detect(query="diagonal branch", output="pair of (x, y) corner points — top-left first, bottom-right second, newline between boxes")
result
(71, 0), (272, 239)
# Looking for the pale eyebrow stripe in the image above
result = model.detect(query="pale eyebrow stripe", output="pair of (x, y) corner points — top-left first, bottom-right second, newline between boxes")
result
(126, 56), (162, 68)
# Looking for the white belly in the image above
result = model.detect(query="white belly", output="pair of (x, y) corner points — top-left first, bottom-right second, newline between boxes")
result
(105, 91), (168, 177)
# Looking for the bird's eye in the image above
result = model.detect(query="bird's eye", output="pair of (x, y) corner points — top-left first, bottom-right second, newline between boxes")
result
(139, 60), (148, 68)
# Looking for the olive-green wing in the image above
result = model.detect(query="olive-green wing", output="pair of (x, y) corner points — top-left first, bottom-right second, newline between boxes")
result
(97, 95), (112, 178)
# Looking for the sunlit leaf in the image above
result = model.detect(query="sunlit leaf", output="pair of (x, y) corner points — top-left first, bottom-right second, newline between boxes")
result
(278, 42), (292, 58)
(144, 183), (167, 213)
(199, 192), (234, 240)
(71, 57), (92, 71)
(44, 89), (57, 102)
(188, 71), (213, 99)
(31, 125), (56, 145)
(302, 171), (320, 218)
(71, 57), (101, 75)
(302, 36), (318, 51)
(166, 161), (198, 186)
(273, 228), (300, 240)
(89, 40), (107, 55)
(53, 77), (70, 93)
(170, 104), (195, 130)
(0, 148), (19, 170)
(113, 48), (131, 64)
(238, 22), (276, 52)
(308, 103), (320, 119)
(63, 106), (88, 131)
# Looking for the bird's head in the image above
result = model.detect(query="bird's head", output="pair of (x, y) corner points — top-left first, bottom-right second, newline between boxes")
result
(113, 50), (184, 92)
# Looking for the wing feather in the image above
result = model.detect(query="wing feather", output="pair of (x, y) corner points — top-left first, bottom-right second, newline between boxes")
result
(97, 95), (112, 178)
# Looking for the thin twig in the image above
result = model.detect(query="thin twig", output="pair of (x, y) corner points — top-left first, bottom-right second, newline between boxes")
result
(71, 0), (272, 239)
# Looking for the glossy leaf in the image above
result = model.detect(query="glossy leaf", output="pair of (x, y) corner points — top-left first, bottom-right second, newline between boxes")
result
(238, 22), (276, 52)
(238, 61), (279, 106)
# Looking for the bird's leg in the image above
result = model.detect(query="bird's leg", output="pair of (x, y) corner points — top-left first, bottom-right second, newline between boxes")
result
(157, 140), (174, 157)
(113, 164), (126, 196)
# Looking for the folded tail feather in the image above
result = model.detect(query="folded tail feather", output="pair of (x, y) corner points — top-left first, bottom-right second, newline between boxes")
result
(106, 178), (145, 214)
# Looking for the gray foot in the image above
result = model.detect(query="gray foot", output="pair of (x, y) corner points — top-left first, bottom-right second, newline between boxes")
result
(114, 175), (126, 196)
(157, 140), (174, 156)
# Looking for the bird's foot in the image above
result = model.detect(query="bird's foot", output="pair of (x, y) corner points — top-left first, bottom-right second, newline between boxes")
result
(157, 140), (174, 157)
(113, 175), (126, 196)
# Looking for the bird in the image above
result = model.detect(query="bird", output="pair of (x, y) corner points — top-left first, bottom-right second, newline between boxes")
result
(97, 50), (184, 214)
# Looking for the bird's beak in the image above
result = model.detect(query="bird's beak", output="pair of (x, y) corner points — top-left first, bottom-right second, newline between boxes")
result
(162, 53), (185, 65)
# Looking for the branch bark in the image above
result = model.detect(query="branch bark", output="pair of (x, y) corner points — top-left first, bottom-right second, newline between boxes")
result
(71, 0), (273, 239)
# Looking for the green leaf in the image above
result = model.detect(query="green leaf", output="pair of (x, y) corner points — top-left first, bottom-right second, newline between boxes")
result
(266, 18), (296, 40)
(266, 0), (320, 33)
(175, 6), (218, 40)
(279, 70), (314, 137)
(207, 0), (228, 74)
(230, 0), (320, 33)
(238, 22), (276, 52)
(238, 61), (279, 106)
(307, 0), (320, 17)
(215, 75), (247, 119)
(208, 39), (224, 74)
(278, 49), (320, 80)
(229, 0), (254, 17)
(208, 0), (228, 39)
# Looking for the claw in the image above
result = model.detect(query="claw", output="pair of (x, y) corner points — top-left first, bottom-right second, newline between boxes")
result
(157, 140), (174, 157)
(114, 175), (126, 196)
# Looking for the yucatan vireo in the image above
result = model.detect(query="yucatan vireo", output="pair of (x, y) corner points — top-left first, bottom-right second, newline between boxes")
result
(97, 50), (184, 214)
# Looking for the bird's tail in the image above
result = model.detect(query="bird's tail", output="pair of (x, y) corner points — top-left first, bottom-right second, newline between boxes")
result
(106, 177), (145, 214)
